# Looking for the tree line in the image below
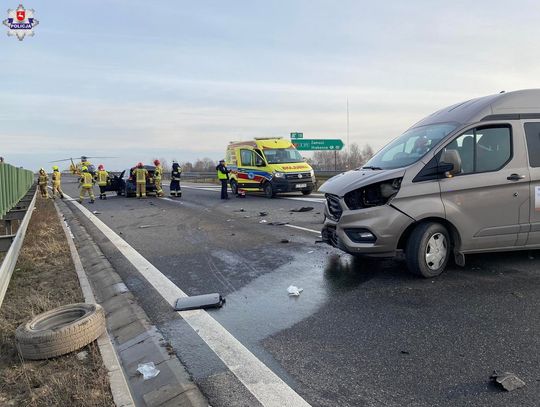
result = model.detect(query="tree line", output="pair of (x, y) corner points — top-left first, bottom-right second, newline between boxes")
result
(154, 142), (375, 174)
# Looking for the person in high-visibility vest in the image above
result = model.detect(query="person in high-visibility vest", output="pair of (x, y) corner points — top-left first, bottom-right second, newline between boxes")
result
(134, 162), (148, 198)
(153, 159), (164, 197)
(78, 166), (95, 204)
(38, 168), (49, 198)
(96, 164), (109, 200)
(216, 159), (230, 200)
(170, 161), (182, 197)
(51, 165), (64, 199)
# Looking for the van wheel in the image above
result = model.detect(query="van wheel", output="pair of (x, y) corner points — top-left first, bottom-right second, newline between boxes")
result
(230, 180), (238, 195)
(264, 183), (275, 199)
(405, 222), (450, 278)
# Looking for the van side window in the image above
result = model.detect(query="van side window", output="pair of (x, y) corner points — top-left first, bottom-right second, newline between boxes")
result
(441, 125), (511, 174)
(524, 122), (540, 167)
(240, 149), (254, 166)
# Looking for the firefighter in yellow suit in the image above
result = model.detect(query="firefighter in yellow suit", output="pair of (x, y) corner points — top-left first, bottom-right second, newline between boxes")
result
(96, 164), (109, 200)
(38, 168), (49, 198)
(153, 159), (164, 197)
(51, 165), (64, 199)
(78, 166), (95, 204)
(134, 162), (148, 199)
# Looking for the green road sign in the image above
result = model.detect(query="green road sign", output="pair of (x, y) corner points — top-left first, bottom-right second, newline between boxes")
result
(292, 139), (344, 151)
(290, 132), (303, 139)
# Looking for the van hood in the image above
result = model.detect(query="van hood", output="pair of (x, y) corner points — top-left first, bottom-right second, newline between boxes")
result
(272, 163), (312, 173)
(319, 168), (406, 197)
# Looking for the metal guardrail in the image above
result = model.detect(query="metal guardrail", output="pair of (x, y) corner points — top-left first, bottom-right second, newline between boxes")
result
(0, 163), (34, 219)
(0, 187), (37, 308)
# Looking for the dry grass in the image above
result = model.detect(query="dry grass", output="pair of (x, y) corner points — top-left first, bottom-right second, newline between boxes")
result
(0, 198), (114, 407)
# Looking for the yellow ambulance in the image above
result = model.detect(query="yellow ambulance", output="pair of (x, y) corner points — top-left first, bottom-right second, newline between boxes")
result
(226, 137), (316, 198)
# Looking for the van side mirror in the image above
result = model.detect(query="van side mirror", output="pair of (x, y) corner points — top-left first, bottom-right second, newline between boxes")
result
(439, 149), (462, 177)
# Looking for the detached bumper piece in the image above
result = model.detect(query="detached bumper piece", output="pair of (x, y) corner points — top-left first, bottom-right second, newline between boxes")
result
(174, 293), (226, 311)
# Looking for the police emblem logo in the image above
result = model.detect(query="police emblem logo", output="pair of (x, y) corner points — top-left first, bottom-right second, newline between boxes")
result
(3, 4), (39, 41)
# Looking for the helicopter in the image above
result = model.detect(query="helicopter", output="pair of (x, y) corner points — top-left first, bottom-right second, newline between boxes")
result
(49, 156), (118, 175)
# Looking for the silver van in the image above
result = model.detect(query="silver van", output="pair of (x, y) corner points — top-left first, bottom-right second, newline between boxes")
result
(320, 89), (540, 277)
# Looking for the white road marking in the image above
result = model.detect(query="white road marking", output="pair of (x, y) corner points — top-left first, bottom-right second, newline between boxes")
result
(62, 193), (311, 407)
(285, 224), (322, 235)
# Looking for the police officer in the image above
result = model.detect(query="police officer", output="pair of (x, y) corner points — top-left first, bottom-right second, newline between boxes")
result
(153, 159), (164, 197)
(170, 161), (182, 197)
(134, 162), (148, 199)
(38, 168), (49, 198)
(79, 166), (95, 204)
(216, 159), (230, 200)
(51, 165), (64, 199)
(96, 164), (109, 200)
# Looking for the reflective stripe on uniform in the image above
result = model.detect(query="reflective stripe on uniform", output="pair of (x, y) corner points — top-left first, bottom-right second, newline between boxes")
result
(97, 170), (108, 186)
(81, 172), (93, 188)
(134, 168), (148, 183)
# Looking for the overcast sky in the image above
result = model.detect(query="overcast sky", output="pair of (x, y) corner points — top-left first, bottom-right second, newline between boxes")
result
(2, 0), (539, 170)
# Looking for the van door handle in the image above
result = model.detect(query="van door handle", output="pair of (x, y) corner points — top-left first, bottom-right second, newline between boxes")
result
(507, 174), (525, 181)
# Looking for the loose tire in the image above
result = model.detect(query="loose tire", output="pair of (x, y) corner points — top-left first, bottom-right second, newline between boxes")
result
(230, 179), (238, 195)
(405, 222), (451, 278)
(264, 182), (275, 199)
(301, 189), (313, 196)
(15, 303), (106, 360)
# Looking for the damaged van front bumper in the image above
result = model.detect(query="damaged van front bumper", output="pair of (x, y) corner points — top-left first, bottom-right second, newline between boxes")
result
(322, 195), (414, 257)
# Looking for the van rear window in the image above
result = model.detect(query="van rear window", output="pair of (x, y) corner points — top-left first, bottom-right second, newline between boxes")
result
(524, 122), (540, 167)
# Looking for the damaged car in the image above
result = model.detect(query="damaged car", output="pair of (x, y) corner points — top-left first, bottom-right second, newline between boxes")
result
(320, 89), (540, 278)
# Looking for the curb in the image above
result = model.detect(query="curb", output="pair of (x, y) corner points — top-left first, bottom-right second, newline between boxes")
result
(56, 200), (208, 407)
(55, 201), (136, 407)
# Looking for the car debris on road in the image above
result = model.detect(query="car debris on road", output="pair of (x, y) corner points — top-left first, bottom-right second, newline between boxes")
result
(174, 293), (226, 311)
(287, 285), (303, 296)
(290, 207), (314, 212)
(490, 371), (526, 391)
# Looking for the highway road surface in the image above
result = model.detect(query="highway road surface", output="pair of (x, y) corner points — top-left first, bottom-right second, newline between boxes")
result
(58, 177), (540, 407)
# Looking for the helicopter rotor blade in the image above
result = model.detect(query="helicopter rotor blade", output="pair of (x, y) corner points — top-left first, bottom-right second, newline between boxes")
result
(48, 158), (74, 163)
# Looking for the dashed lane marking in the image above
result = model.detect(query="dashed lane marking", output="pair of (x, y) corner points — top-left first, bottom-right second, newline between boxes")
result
(284, 224), (322, 235)
(62, 193), (311, 407)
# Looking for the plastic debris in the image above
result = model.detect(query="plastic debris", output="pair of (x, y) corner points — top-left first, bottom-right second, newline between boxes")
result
(291, 207), (314, 212)
(490, 371), (525, 391)
(174, 293), (226, 311)
(137, 362), (160, 380)
(259, 212), (268, 216)
(280, 239), (290, 243)
(76, 350), (88, 360)
(92, 211), (101, 215)
(138, 224), (163, 229)
(259, 219), (268, 223)
(287, 285), (303, 296)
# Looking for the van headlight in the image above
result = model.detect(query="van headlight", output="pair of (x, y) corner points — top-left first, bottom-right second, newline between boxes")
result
(344, 178), (402, 210)
(274, 172), (285, 178)
(309, 169), (315, 178)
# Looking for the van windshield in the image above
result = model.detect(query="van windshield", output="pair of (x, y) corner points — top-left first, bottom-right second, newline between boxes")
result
(364, 123), (458, 170)
(263, 148), (304, 164)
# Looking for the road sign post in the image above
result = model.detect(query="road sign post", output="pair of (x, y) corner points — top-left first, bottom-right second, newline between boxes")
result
(292, 139), (344, 151)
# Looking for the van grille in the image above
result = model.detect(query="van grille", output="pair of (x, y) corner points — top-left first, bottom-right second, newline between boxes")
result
(326, 194), (342, 220)
(285, 172), (312, 180)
